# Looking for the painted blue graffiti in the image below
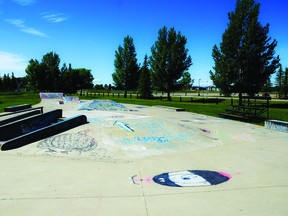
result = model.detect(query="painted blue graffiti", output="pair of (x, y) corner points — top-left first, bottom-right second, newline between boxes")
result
(134, 136), (168, 143)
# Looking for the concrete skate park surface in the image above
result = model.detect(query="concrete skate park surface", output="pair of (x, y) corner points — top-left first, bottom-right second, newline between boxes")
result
(1, 98), (288, 215)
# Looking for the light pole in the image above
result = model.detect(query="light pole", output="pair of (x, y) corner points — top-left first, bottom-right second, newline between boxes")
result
(198, 79), (201, 96)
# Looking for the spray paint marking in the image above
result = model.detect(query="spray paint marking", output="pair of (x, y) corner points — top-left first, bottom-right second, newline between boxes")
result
(131, 175), (153, 184)
(114, 121), (134, 132)
(134, 136), (168, 143)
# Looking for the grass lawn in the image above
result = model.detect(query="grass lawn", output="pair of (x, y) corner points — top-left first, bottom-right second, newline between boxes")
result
(0, 92), (41, 112)
(1, 92), (287, 126)
(80, 94), (288, 125)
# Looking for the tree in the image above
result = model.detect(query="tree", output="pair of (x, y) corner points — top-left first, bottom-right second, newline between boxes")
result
(41, 52), (61, 91)
(2, 74), (10, 90)
(275, 64), (284, 98)
(112, 36), (140, 98)
(0, 76), (2, 90)
(10, 72), (18, 90)
(25, 59), (47, 92)
(179, 71), (193, 95)
(138, 54), (152, 99)
(210, 0), (280, 102)
(76, 68), (94, 95)
(61, 63), (79, 94)
(283, 68), (288, 99)
(150, 26), (192, 100)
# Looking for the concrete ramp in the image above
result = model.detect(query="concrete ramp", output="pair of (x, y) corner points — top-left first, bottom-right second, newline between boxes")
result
(1, 115), (87, 151)
(0, 109), (62, 141)
(0, 110), (42, 126)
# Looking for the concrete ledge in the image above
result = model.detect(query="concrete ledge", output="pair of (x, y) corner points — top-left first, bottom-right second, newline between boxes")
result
(0, 110), (41, 126)
(265, 120), (288, 133)
(4, 104), (32, 112)
(0, 109), (62, 141)
(1, 115), (87, 151)
(154, 105), (185, 112)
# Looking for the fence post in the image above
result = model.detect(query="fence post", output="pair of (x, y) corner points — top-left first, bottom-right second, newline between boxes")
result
(191, 97), (193, 102)
(180, 96), (182, 102)
(118, 93), (120, 98)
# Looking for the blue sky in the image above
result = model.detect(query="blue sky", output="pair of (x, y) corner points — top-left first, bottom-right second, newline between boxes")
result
(0, 0), (287, 86)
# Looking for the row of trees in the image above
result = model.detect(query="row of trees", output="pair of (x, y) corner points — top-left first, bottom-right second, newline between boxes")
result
(25, 52), (94, 94)
(112, 27), (192, 99)
(0, 73), (18, 91)
(112, 0), (282, 101)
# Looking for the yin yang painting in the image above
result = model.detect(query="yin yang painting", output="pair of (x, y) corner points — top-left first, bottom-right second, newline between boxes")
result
(153, 170), (232, 187)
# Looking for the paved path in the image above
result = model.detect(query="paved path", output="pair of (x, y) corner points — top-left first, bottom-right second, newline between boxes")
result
(1, 99), (288, 215)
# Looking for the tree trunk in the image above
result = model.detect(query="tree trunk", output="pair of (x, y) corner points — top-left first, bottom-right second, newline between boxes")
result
(167, 91), (171, 101)
(238, 92), (243, 106)
(124, 90), (127, 98)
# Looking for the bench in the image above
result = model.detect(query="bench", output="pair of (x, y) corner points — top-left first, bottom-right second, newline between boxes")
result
(265, 120), (288, 133)
(219, 113), (250, 121)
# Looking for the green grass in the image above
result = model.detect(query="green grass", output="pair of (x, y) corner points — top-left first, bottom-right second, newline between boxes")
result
(0, 92), (41, 112)
(1, 92), (287, 126)
(79, 94), (288, 124)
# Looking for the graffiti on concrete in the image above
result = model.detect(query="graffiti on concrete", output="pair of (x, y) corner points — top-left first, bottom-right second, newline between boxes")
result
(131, 175), (153, 184)
(40, 92), (63, 99)
(78, 100), (130, 111)
(134, 136), (168, 143)
(153, 170), (231, 187)
(114, 121), (134, 132)
(37, 130), (97, 154)
(64, 96), (80, 103)
(265, 120), (288, 133)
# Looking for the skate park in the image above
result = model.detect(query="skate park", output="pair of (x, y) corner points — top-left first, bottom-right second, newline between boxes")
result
(0, 93), (288, 216)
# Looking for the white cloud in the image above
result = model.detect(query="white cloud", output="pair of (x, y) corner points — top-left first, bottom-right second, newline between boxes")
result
(6, 19), (25, 28)
(21, 27), (48, 37)
(6, 18), (48, 37)
(0, 51), (27, 77)
(42, 13), (68, 23)
(12, 0), (37, 6)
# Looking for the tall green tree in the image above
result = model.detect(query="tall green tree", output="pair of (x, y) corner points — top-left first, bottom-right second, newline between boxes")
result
(275, 64), (283, 97)
(179, 71), (193, 95)
(138, 54), (152, 99)
(41, 52), (61, 91)
(10, 72), (18, 90)
(150, 26), (192, 100)
(282, 67), (288, 99)
(61, 63), (79, 94)
(2, 74), (10, 90)
(75, 68), (94, 95)
(210, 0), (280, 102)
(112, 36), (140, 98)
(26, 59), (48, 92)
